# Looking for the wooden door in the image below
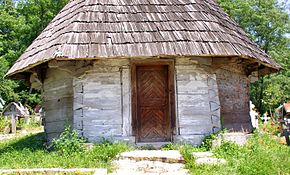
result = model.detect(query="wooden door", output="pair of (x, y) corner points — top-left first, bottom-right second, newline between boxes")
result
(136, 65), (171, 142)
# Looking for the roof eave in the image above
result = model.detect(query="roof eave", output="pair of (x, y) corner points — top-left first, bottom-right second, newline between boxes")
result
(6, 54), (281, 80)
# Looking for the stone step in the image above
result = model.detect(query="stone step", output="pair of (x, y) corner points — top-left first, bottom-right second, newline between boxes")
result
(192, 152), (214, 158)
(195, 157), (227, 165)
(110, 159), (188, 175)
(192, 152), (227, 165)
(118, 150), (184, 163)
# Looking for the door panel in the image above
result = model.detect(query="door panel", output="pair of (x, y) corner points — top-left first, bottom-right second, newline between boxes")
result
(136, 66), (171, 142)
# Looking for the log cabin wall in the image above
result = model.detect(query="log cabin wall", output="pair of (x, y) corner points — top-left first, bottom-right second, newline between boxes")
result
(73, 59), (134, 142)
(42, 57), (222, 144)
(42, 68), (74, 142)
(216, 64), (253, 132)
(174, 58), (221, 145)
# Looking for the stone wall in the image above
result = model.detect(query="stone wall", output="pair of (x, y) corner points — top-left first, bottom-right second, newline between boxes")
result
(216, 64), (252, 132)
(174, 58), (221, 145)
(42, 68), (73, 142)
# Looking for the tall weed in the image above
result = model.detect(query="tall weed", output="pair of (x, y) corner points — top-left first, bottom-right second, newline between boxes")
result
(51, 126), (85, 156)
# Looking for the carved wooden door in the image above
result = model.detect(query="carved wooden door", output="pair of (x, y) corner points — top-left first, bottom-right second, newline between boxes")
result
(136, 65), (171, 142)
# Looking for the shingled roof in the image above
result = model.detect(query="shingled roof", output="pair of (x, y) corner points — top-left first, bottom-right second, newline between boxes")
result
(7, 0), (280, 77)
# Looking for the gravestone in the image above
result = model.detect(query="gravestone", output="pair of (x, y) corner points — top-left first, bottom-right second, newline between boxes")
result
(2, 102), (30, 133)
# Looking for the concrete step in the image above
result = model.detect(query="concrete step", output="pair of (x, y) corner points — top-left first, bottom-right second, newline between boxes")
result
(118, 150), (184, 163)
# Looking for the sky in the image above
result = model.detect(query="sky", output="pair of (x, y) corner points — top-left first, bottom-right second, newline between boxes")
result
(278, 0), (290, 14)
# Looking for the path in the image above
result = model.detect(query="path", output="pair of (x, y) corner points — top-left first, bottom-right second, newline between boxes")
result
(109, 150), (188, 175)
(0, 128), (43, 141)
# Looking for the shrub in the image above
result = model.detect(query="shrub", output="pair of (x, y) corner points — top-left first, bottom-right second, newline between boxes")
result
(260, 121), (280, 135)
(214, 141), (245, 159)
(51, 125), (85, 156)
(201, 134), (218, 151)
(201, 129), (227, 150)
(0, 117), (10, 133)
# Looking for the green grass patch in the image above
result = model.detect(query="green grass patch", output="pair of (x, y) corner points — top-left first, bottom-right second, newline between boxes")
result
(0, 132), (132, 170)
(175, 132), (290, 175)
(0, 115), (43, 134)
(17, 115), (43, 131)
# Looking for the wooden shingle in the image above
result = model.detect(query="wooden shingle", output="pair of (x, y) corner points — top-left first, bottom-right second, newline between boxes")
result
(7, 0), (280, 77)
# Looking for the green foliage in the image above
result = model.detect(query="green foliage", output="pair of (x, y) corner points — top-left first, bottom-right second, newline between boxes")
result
(179, 132), (290, 175)
(0, 132), (131, 169)
(214, 141), (245, 159)
(233, 132), (290, 175)
(0, 116), (10, 133)
(201, 133), (219, 151)
(17, 115), (42, 130)
(51, 126), (85, 156)
(162, 143), (182, 150)
(200, 129), (228, 150)
(259, 121), (281, 135)
(92, 142), (132, 164)
(218, 0), (290, 115)
(0, 0), (69, 107)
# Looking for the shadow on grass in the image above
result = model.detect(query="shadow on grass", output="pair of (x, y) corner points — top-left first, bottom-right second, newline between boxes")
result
(0, 132), (47, 154)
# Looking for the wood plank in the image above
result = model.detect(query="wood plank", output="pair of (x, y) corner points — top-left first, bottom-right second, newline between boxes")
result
(45, 107), (73, 123)
(121, 68), (132, 136)
(136, 65), (170, 142)
(83, 125), (122, 137)
(43, 97), (73, 110)
(45, 121), (67, 133)
(82, 109), (121, 119)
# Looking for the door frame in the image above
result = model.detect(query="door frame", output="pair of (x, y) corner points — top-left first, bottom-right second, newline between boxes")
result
(131, 59), (176, 142)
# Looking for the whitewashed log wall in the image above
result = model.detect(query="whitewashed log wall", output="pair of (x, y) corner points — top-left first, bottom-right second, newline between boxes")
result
(73, 59), (133, 142)
(42, 68), (73, 142)
(41, 57), (221, 144)
(174, 58), (221, 145)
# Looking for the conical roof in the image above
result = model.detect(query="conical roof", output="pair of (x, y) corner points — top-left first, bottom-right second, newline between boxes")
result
(7, 0), (280, 77)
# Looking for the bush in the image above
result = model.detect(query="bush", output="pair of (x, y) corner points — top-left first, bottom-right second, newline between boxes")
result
(0, 117), (10, 133)
(214, 141), (245, 159)
(260, 121), (281, 135)
(51, 126), (85, 156)
(201, 129), (227, 150)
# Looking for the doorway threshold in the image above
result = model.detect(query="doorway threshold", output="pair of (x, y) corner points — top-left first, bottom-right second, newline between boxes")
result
(136, 142), (172, 149)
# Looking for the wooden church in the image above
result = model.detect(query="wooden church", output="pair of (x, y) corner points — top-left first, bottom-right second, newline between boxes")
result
(7, 0), (280, 144)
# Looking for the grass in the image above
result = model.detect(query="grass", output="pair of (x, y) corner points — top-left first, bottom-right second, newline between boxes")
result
(166, 131), (290, 175)
(0, 132), (132, 170)
(0, 115), (43, 134)
(1, 129), (289, 175)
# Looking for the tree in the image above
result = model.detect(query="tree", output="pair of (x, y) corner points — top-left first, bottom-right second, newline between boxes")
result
(0, 0), (68, 108)
(218, 0), (290, 115)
